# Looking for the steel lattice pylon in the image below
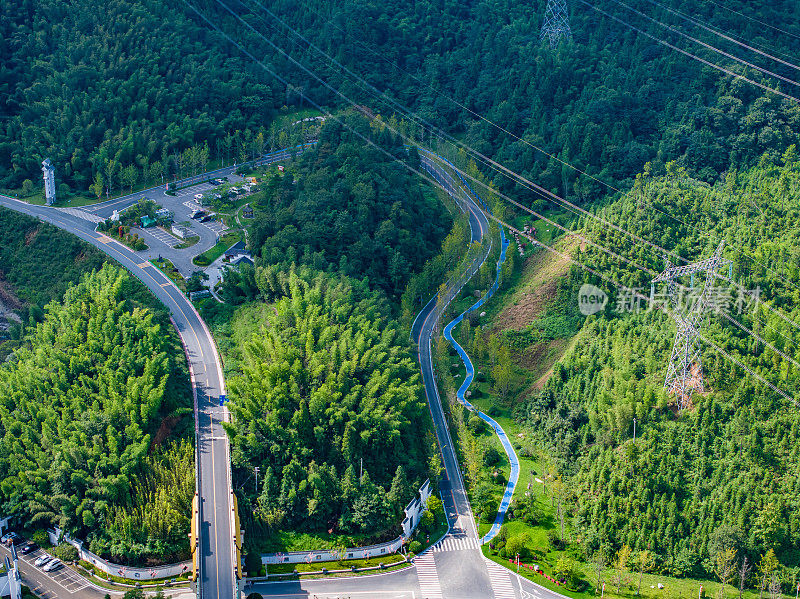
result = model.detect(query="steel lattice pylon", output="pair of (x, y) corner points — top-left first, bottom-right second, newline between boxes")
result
(651, 242), (731, 411)
(540, 0), (572, 48)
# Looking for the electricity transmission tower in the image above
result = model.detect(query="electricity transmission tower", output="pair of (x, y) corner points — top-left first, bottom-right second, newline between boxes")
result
(540, 0), (572, 48)
(651, 242), (731, 411)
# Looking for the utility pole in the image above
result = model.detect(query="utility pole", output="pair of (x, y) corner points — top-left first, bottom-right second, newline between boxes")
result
(540, 0), (572, 48)
(651, 242), (732, 411)
(633, 417), (636, 442)
(254, 466), (259, 491)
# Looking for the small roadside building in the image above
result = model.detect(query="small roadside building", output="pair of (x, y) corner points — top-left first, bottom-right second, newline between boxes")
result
(171, 224), (195, 239)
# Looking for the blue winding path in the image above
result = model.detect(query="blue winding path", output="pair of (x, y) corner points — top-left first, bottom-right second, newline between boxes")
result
(441, 194), (519, 545)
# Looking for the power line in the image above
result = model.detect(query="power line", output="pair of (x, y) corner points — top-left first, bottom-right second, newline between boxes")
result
(183, 0), (798, 405)
(702, 0), (800, 42)
(246, 0), (800, 302)
(579, 0), (800, 104)
(643, 0), (800, 71)
(609, 0), (800, 90)
(231, 0), (800, 356)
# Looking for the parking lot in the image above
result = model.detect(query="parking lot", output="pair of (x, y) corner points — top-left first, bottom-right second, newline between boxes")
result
(1, 543), (88, 597)
(200, 218), (228, 235)
(138, 225), (182, 248)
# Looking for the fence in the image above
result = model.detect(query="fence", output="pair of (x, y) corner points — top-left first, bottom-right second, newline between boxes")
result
(261, 479), (431, 567)
(48, 528), (191, 580)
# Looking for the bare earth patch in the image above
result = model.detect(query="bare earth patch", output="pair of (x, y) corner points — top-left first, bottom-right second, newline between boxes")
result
(495, 236), (576, 331)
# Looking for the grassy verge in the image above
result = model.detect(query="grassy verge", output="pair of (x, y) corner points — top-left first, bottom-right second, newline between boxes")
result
(76, 560), (190, 588)
(192, 230), (244, 266)
(267, 553), (406, 576)
(151, 258), (186, 292)
(175, 235), (200, 250)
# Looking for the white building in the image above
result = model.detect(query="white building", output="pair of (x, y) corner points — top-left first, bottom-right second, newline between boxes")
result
(42, 159), (56, 205)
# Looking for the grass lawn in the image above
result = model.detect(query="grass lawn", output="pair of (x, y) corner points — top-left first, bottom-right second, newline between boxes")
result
(192, 230), (244, 266)
(151, 258), (186, 291)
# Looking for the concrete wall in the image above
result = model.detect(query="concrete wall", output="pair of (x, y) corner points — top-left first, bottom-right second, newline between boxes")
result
(262, 479), (432, 566)
(48, 529), (191, 580)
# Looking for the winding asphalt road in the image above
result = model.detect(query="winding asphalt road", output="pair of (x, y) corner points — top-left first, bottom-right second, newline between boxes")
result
(0, 195), (236, 599)
(1, 148), (571, 599)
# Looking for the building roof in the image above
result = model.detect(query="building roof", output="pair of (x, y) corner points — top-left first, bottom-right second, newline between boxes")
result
(232, 255), (254, 267)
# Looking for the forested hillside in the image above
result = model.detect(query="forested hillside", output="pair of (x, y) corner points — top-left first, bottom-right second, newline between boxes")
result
(0, 0), (283, 191)
(0, 207), (106, 308)
(222, 268), (436, 540)
(516, 150), (800, 576)
(0, 265), (193, 564)
(247, 113), (451, 297)
(6, 0), (800, 208)
(202, 0), (800, 200)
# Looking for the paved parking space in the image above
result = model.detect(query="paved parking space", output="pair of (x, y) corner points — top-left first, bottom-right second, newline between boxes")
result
(175, 182), (215, 198)
(201, 219), (228, 235)
(20, 548), (87, 594)
(138, 226), (181, 248)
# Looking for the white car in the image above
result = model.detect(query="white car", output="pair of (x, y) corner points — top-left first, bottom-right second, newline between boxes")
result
(194, 193), (203, 200)
(34, 555), (51, 567)
(43, 559), (61, 572)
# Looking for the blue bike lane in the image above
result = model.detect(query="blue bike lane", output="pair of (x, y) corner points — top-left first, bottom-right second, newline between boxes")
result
(441, 204), (519, 545)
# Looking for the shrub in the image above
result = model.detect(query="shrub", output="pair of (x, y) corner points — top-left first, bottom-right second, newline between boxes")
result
(31, 529), (50, 547)
(505, 533), (530, 560)
(484, 446), (502, 467)
(408, 541), (422, 554)
(487, 405), (500, 417)
(52, 543), (79, 562)
(468, 414), (487, 435)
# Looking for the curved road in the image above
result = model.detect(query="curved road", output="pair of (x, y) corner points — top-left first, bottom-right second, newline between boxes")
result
(0, 195), (236, 599)
(1, 149), (571, 599)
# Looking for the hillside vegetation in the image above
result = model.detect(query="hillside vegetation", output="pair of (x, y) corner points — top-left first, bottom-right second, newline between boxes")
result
(0, 265), (193, 564)
(506, 151), (800, 578)
(222, 268), (437, 542)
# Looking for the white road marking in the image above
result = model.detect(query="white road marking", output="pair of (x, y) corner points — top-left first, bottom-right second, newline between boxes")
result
(486, 559), (517, 599)
(56, 207), (105, 223)
(415, 552), (442, 599)
(431, 535), (480, 553)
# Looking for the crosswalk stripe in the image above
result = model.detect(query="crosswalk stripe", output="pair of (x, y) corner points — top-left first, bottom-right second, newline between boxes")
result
(486, 559), (517, 599)
(56, 207), (105, 223)
(415, 552), (443, 599)
(431, 535), (480, 552)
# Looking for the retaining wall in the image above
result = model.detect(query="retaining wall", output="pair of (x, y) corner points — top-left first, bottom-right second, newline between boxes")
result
(48, 528), (191, 580)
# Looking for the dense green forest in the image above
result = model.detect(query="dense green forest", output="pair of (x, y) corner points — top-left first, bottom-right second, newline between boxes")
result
(0, 265), (193, 564)
(246, 113), (451, 297)
(0, 208), (106, 307)
(6, 0), (800, 206)
(222, 268), (436, 539)
(0, 0), (284, 192)
(513, 151), (800, 577)
(199, 0), (800, 200)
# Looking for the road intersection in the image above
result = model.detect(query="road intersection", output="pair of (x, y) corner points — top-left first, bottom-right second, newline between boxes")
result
(0, 148), (570, 599)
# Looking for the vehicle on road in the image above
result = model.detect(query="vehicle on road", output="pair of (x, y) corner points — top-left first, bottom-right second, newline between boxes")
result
(194, 193), (203, 200)
(43, 559), (62, 572)
(190, 209), (205, 219)
(34, 555), (51, 567)
(0, 532), (14, 544)
(20, 543), (37, 554)
(2, 532), (21, 546)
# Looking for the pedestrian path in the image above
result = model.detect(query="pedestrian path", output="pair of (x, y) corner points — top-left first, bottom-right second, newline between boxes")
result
(486, 559), (517, 599)
(56, 206), (105, 223)
(415, 552), (443, 599)
(440, 169), (518, 545)
(432, 535), (480, 553)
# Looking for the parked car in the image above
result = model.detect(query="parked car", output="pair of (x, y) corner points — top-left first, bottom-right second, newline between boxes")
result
(2, 532), (20, 546)
(0, 532), (14, 544)
(43, 559), (62, 572)
(34, 555), (51, 567)
(20, 543), (37, 554)
(194, 193), (204, 200)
